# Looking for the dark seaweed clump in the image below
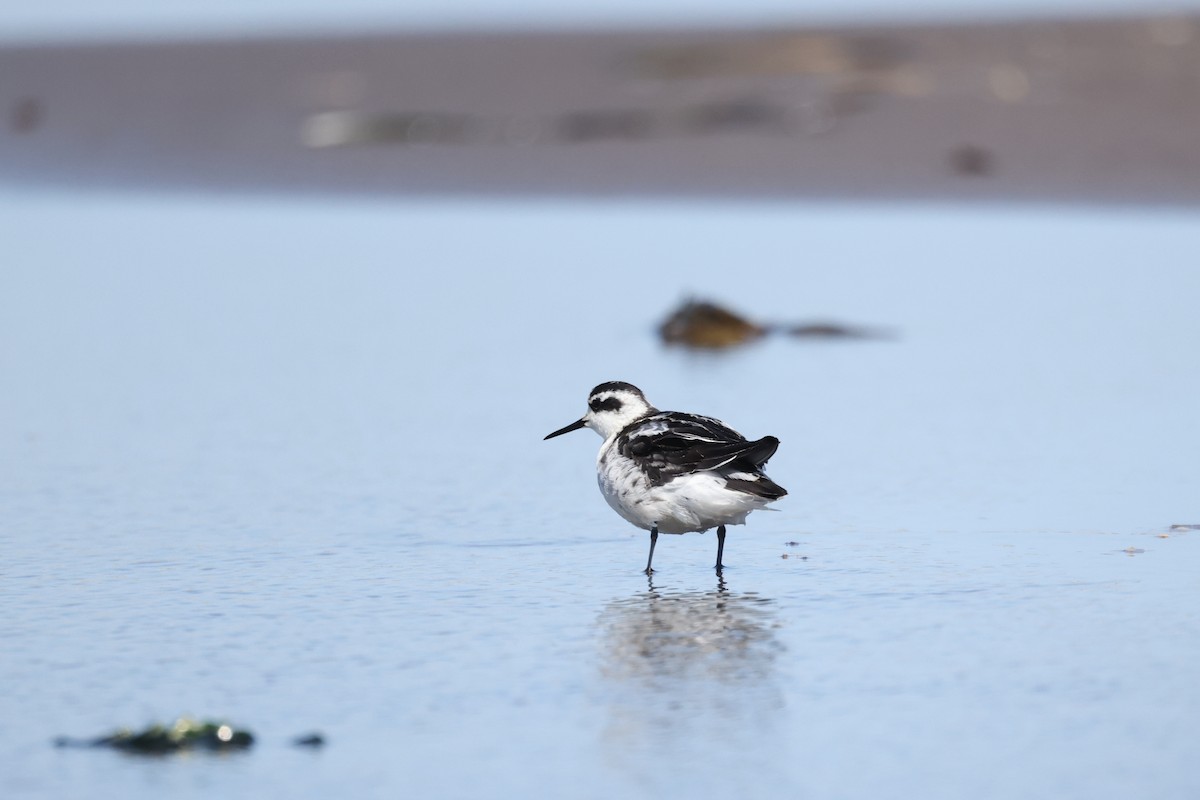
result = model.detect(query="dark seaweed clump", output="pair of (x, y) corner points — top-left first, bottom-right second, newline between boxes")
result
(54, 718), (254, 754)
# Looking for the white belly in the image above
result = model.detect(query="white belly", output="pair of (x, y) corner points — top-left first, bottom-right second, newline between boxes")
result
(596, 449), (771, 534)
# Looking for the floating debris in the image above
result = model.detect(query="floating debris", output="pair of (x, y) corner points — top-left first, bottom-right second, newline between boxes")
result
(292, 732), (326, 748)
(786, 322), (891, 340)
(54, 718), (254, 754)
(659, 299), (766, 348)
(1122, 547), (1146, 556)
(658, 298), (891, 349)
(10, 97), (43, 134)
(682, 97), (791, 136)
(559, 109), (654, 143)
(781, 546), (809, 560)
(301, 110), (478, 148)
(1169, 524), (1199, 531)
(950, 143), (994, 177)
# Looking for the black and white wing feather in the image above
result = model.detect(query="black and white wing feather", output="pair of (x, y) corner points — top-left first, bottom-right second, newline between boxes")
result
(616, 412), (787, 499)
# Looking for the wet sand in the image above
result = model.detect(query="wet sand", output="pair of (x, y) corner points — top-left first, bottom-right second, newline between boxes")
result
(1, 196), (1198, 798)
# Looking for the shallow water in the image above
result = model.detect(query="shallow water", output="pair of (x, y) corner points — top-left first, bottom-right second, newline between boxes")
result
(2, 194), (1198, 799)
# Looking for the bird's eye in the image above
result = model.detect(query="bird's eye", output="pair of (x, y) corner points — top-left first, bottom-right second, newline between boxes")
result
(590, 397), (622, 413)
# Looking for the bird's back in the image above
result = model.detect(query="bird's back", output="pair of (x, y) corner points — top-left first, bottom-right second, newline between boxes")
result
(614, 411), (785, 488)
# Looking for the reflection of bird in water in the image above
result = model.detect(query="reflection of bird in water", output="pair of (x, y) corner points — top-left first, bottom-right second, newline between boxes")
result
(598, 575), (788, 792)
(600, 574), (782, 697)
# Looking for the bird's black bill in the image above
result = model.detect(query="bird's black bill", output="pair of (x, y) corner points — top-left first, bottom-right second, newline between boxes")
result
(544, 418), (587, 440)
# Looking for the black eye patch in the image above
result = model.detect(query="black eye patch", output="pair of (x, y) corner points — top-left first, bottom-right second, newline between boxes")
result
(589, 396), (623, 413)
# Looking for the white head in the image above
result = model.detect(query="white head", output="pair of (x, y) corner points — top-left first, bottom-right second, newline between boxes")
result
(545, 381), (657, 441)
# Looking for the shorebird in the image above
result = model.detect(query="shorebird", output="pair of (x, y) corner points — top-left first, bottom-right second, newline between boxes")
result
(544, 381), (786, 573)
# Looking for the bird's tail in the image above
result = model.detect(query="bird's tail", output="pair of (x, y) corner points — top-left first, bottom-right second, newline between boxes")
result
(724, 474), (788, 500)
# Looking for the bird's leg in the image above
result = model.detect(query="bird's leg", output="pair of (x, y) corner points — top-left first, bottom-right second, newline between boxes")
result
(644, 526), (658, 575)
(715, 524), (727, 572)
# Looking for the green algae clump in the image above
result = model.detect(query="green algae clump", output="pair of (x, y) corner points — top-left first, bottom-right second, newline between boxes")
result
(55, 717), (254, 754)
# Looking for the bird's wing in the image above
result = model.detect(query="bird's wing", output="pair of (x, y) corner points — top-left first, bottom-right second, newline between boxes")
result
(617, 412), (779, 481)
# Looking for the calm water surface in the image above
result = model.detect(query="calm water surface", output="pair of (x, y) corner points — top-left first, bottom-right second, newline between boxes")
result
(2, 195), (1198, 798)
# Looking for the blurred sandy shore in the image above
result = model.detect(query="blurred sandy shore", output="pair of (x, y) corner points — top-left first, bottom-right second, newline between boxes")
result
(2, 14), (1199, 202)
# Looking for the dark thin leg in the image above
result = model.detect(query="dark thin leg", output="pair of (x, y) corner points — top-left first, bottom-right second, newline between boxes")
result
(715, 524), (727, 572)
(644, 526), (659, 575)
